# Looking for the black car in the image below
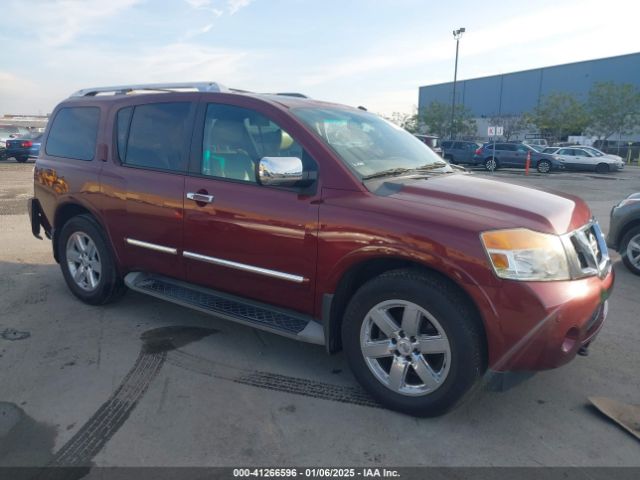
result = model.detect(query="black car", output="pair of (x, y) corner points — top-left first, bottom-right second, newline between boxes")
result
(606, 193), (640, 275)
(441, 140), (482, 165)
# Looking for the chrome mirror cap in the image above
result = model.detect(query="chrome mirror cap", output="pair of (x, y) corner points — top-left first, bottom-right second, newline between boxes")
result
(258, 156), (308, 187)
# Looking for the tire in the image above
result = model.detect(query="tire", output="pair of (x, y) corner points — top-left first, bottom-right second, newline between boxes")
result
(595, 163), (610, 173)
(444, 154), (455, 164)
(58, 214), (125, 305)
(620, 226), (640, 276)
(342, 269), (486, 417)
(16, 156), (28, 163)
(536, 160), (551, 174)
(484, 157), (498, 171)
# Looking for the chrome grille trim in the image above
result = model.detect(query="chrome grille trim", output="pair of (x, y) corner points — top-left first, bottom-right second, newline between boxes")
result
(561, 220), (611, 279)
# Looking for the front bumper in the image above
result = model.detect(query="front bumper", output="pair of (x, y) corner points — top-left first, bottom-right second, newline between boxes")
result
(488, 269), (614, 372)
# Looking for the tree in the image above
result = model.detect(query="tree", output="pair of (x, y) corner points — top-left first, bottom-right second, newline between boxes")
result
(489, 114), (530, 141)
(418, 101), (476, 139)
(586, 82), (640, 140)
(530, 92), (589, 143)
(385, 111), (419, 133)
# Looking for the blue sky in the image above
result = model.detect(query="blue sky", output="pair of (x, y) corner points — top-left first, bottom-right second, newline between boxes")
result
(1, 0), (639, 116)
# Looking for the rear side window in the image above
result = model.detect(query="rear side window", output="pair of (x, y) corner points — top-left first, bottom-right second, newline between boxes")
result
(46, 107), (100, 161)
(119, 102), (192, 172)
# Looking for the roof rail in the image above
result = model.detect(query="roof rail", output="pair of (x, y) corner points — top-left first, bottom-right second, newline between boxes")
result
(275, 92), (309, 98)
(70, 82), (229, 97)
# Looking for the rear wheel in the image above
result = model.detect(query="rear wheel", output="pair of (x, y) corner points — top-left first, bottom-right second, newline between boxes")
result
(58, 215), (125, 305)
(536, 159), (551, 173)
(484, 157), (498, 171)
(621, 227), (640, 276)
(16, 156), (28, 163)
(342, 269), (485, 416)
(595, 163), (610, 173)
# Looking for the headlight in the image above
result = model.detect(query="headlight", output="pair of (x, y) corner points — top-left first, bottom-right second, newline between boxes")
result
(480, 229), (570, 281)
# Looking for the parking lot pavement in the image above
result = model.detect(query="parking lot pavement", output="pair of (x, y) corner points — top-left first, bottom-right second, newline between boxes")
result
(1, 161), (639, 468)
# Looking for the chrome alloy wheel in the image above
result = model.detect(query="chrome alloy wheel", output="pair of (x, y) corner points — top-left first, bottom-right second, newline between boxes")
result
(66, 232), (102, 292)
(360, 300), (451, 396)
(626, 233), (640, 270)
(537, 160), (551, 173)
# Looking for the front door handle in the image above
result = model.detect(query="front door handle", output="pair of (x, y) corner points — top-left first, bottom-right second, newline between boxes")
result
(186, 192), (214, 204)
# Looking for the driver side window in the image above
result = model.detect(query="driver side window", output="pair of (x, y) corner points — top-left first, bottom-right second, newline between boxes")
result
(201, 104), (315, 182)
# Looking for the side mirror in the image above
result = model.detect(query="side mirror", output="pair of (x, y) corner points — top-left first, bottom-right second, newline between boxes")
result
(258, 156), (316, 188)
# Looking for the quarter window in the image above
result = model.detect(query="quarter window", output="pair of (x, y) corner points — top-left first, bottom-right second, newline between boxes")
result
(46, 107), (100, 161)
(120, 102), (192, 172)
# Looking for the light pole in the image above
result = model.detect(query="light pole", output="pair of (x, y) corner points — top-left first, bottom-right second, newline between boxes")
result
(450, 27), (465, 140)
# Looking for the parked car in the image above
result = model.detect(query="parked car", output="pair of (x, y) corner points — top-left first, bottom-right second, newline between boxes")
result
(5, 132), (42, 162)
(543, 145), (623, 163)
(28, 82), (613, 416)
(552, 147), (625, 173)
(523, 138), (549, 148)
(441, 140), (482, 164)
(474, 142), (564, 173)
(607, 193), (640, 275)
(414, 134), (442, 156)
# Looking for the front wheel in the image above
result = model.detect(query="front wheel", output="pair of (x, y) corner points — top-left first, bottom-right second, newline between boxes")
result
(342, 269), (486, 416)
(58, 214), (125, 305)
(16, 156), (28, 163)
(595, 163), (610, 173)
(621, 227), (640, 276)
(536, 160), (552, 173)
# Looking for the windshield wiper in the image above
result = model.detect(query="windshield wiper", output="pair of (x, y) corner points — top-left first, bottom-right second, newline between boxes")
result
(361, 162), (450, 180)
(413, 162), (448, 171)
(362, 167), (413, 180)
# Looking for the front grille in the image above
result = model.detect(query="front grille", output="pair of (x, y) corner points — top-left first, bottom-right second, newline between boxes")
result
(564, 221), (610, 279)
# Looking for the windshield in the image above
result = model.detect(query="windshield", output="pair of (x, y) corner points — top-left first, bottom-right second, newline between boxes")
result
(291, 107), (448, 179)
(581, 146), (604, 156)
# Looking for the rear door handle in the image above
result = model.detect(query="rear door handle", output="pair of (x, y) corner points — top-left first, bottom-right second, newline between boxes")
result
(186, 192), (214, 204)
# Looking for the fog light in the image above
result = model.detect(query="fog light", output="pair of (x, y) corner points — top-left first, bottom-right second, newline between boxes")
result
(561, 327), (580, 353)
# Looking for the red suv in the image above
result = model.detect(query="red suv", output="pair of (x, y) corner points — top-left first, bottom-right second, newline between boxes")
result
(28, 82), (613, 416)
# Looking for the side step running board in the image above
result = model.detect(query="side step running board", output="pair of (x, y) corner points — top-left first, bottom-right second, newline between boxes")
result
(124, 272), (325, 346)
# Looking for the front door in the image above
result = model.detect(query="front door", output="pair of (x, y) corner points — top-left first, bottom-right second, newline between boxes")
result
(183, 101), (320, 315)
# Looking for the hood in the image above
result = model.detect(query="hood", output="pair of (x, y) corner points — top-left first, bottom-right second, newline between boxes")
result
(373, 173), (592, 235)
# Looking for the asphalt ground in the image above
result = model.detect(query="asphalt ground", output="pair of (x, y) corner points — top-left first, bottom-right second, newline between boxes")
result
(0, 158), (639, 470)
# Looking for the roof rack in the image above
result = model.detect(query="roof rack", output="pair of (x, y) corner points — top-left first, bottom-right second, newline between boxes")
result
(70, 82), (229, 97)
(274, 92), (308, 98)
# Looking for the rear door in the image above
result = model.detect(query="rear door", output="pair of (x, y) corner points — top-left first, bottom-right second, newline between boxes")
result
(459, 142), (476, 164)
(100, 97), (197, 279)
(182, 99), (321, 315)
